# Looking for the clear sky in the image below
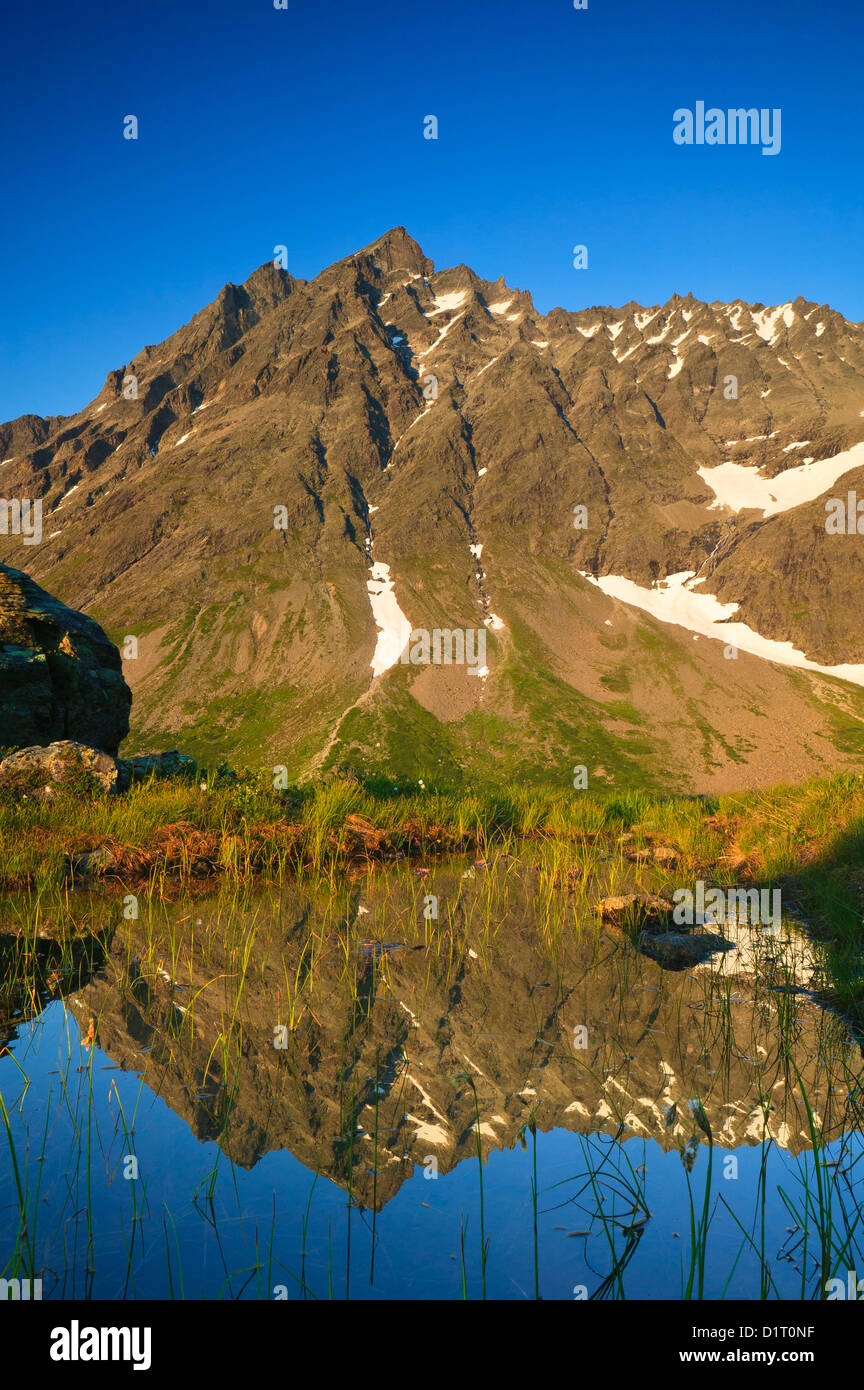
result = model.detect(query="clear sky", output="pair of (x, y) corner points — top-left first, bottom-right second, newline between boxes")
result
(1, 0), (861, 421)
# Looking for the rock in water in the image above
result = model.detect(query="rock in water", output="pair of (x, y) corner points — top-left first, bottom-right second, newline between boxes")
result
(638, 930), (734, 970)
(0, 564), (130, 754)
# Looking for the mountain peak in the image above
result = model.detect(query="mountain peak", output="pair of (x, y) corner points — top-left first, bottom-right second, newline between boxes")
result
(354, 226), (433, 278)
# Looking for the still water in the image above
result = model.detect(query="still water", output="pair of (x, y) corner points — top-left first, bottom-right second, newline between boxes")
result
(1, 858), (862, 1300)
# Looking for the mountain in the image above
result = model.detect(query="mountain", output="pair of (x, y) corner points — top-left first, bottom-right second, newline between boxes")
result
(2, 226), (864, 790)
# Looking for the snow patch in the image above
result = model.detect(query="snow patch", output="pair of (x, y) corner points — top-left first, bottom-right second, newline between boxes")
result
(366, 562), (411, 677)
(581, 570), (864, 689)
(418, 311), (465, 359)
(55, 482), (80, 508)
(698, 440), (864, 518)
(405, 1115), (449, 1147)
(486, 299), (513, 315)
(751, 303), (794, 342)
(389, 408), (428, 459)
(427, 289), (468, 317)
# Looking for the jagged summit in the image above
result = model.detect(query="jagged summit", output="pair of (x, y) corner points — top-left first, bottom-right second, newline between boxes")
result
(1, 231), (863, 790)
(350, 225), (434, 278)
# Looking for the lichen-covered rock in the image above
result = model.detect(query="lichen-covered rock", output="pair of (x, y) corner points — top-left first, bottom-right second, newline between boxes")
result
(0, 741), (202, 802)
(0, 564), (130, 754)
(0, 740), (119, 801)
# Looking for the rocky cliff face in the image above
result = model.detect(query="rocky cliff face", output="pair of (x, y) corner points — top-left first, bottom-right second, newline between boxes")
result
(1, 228), (863, 788)
(0, 564), (130, 754)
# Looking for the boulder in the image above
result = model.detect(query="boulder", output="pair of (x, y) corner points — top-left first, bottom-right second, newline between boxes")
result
(0, 741), (199, 801)
(638, 930), (734, 970)
(621, 843), (679, 866)
(0, 564), (130, 754)
(0, 740), (119, 800)
(651, 845), (679, 865)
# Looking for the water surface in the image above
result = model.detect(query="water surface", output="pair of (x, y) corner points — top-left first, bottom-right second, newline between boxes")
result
(1, 856), (862, 1300)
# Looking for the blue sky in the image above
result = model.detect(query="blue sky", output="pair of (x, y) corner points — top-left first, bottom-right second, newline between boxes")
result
(1, 0), (861, 420)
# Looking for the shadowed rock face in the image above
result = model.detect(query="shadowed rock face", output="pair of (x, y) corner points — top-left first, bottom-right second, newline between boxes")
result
(0, 564), (131, 753)
(54, 867), (860, 1211)
(2, 228), (864, 788)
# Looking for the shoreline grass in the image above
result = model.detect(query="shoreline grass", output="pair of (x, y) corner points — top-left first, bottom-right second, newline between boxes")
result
(2, 769), (864, 1021)
(1, 768), (862, 923)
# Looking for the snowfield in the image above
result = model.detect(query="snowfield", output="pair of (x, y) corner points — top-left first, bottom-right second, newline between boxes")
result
(427, 290), (468, 317)
(698, 440), (864, 518)
(581, 570), (864, 688)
